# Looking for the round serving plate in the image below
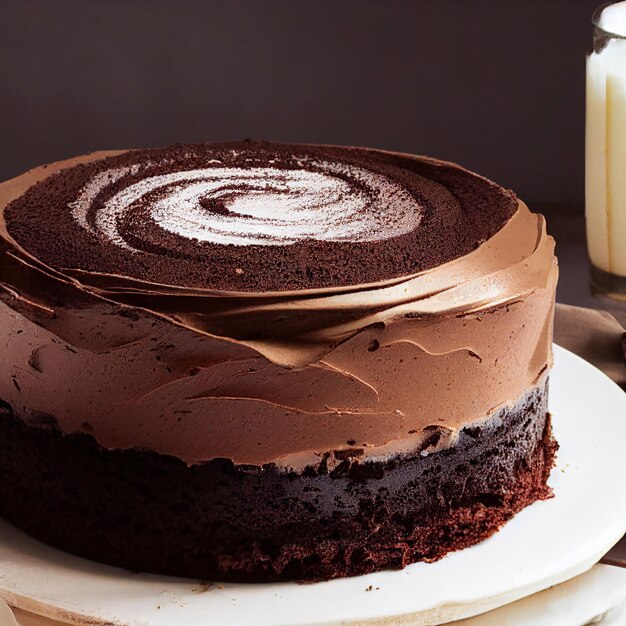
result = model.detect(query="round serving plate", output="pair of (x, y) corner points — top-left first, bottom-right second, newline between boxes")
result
(0, 345), (625, 626)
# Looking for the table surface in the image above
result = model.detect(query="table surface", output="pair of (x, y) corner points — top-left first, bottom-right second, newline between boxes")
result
(541, 205), (626, 326)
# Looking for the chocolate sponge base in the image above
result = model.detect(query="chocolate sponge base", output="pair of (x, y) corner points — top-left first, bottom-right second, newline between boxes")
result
(0, 383), (556, 583)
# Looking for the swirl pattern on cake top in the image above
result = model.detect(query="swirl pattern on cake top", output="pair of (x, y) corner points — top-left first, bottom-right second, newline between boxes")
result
(71, 163), (422, 248)
(4, 141), (517, 291)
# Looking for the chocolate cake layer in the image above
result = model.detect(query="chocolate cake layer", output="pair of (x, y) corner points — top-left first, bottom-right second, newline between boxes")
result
(0, 383), (556, 583)
(5, 142), (518, 292)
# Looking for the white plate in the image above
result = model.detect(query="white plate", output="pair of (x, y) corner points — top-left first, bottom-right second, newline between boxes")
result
(0, 345), (625, 626)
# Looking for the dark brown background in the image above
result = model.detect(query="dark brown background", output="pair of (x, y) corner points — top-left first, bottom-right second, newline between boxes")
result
(0, 0), (599, 205)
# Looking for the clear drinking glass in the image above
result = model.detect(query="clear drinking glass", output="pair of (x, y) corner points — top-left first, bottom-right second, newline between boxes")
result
(586, 1), (626, 300)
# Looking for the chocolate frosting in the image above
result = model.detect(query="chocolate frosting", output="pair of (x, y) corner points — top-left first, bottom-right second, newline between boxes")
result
(0, 144), (558, 468)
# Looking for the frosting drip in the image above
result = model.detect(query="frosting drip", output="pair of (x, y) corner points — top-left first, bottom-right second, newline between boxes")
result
(0, 145), (558, 468)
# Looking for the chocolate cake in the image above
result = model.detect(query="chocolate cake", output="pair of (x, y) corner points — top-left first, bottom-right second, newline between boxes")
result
(0, 142), (558, 582)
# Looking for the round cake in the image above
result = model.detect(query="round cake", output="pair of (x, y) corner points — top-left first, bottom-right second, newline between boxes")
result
(0, 141), (558, 582)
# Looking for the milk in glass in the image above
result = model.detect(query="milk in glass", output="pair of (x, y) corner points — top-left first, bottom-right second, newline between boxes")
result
(587, 1), (626, 293)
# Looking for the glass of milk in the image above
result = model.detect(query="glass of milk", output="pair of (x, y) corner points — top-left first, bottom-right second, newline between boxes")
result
(587, 1), (626, 299)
